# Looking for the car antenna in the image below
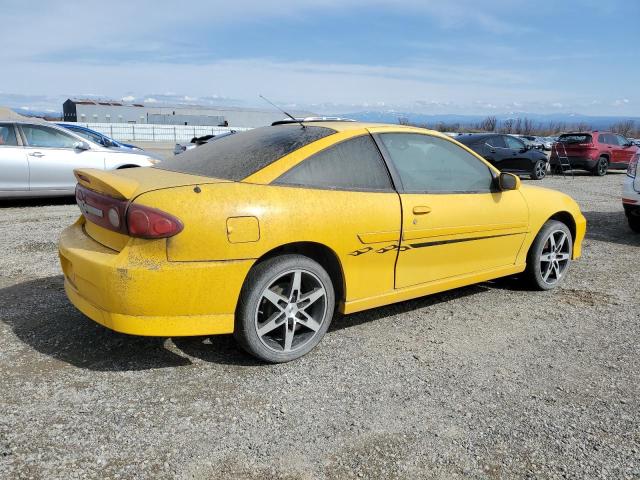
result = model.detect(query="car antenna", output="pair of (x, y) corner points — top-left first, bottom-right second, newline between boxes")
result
(259, 94), (305, 129)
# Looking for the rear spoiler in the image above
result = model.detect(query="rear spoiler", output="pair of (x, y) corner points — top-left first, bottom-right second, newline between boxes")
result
(74, 169), (139, 200)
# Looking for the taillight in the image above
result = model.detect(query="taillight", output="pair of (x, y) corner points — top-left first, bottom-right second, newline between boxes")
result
(76, 184), (183, 239)
(126, 204), (183, 239)
(628, 154), (638, 178)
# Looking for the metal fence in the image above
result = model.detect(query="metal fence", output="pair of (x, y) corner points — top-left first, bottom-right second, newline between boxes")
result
(76, 122), (252, 143)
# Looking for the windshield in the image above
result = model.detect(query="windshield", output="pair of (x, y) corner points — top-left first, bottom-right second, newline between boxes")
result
(157, 125), (336, 180)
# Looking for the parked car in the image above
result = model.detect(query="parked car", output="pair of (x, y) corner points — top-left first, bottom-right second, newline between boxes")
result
(540, 137), (555, 151)
(57, 123), (141, 150)
(550, 131), (638, 176)
(516, 135), (545, 150)
(456, 133), (549, 180)
(59, 121), (585, 362)
(623, 153), (640, 232)
(0, 120), (159, 198)
(174, 131), (237, 155)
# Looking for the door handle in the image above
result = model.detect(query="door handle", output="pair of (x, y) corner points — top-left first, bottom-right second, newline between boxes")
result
(29, 152), (44, 158)
(412, 206), (432, 215)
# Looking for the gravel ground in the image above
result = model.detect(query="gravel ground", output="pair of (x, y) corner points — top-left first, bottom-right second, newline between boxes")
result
(0, 172), (638, 479)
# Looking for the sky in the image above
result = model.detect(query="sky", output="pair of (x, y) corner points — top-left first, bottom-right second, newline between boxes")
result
(1, 0), (639, 116)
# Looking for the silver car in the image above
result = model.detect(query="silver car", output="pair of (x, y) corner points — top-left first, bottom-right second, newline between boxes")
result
(0, 120), (160, 198)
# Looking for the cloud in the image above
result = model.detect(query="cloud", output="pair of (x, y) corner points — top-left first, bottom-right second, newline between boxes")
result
(613, 98), (630, 106)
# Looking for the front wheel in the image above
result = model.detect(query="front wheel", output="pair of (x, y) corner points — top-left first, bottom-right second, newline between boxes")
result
(592, 156), (608, 176)
(524, 220), (573, 290)
(531, 160), (546, 180)
(234, 254), (335, 363)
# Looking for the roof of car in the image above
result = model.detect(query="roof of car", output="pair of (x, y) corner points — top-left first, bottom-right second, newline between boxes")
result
(289, 120), (447, 135)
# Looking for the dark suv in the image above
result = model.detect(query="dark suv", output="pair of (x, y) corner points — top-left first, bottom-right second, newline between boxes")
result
(550, 131), (638, 176)
(456, 133), (549, 180)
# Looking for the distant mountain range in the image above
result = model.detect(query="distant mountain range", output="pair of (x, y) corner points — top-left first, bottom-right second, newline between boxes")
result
(336, 111), (640, 130)
(8, 105), (640, 130)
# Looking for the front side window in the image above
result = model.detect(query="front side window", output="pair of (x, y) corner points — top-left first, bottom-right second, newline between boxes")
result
(504, 135), (525, 150)
(379, 133), (493, 193)
(274, 135), (393, 191)
(69, 128), (104, 145)
(0, 123), (18, 146)
(614, 134), (629, 146)
(21, 125), (78, 148)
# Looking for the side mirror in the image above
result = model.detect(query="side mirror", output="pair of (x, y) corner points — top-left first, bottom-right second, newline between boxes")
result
(73, 141), (90, 151)
(499, 172), (520, 191)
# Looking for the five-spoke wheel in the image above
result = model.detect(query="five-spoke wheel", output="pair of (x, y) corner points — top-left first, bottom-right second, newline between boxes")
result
(525, 220), (573, 290)
(234, 254), (335, 363)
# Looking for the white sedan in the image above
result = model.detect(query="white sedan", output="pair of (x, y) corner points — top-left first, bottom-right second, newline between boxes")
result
(0, 120), (160, 199)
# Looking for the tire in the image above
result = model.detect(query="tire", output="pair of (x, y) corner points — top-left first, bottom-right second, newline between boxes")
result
(591, 156), (608, 176)
(234, 254), (335, 363)
(524, 220), (573, 291)
(629, 215), (640, 233)
(531, 160), (546, 180)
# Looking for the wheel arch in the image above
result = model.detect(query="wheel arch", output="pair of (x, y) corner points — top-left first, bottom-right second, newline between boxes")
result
(252, 241), (346, 304)
(547, 211), (577, 247)
(116, 164), (140, 169)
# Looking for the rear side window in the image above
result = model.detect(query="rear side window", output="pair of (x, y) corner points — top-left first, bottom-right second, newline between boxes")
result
(158, 125), (336, 181)
(486, 135), (506, 148)
(0, 123), (18, 146)
(274, 135), (393, 192)
(559, 134), (592, 144)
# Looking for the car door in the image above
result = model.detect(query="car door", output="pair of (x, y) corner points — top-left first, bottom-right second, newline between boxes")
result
(0, 123), (29, 193)
(599, 133), (616, 161)
(503, 135), (531, 172)
(613, 134), (635, 165)
(483, 135), (512, 170)
(373, 130), (529, 289)
(18, 124), (106, 192)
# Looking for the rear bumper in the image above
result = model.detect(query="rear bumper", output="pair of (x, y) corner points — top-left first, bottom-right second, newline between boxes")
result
(549, 156), (597, 170)
(59, 218), (254, 336)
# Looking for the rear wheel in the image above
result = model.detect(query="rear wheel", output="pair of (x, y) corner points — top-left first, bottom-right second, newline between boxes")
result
(629, 215), (640, 233)
(524, 220), (573, 290)
(234, 254), (335, 363)
(592, 156), (608, 176)
(531, 160), (546, 180)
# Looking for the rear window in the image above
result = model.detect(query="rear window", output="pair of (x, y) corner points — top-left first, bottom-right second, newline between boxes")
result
(157, 125), (336, 180)
(558, 134), (592, 144)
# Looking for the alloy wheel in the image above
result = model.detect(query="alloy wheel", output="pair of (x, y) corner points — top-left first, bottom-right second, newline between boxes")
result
(597, 158), (608, 176)
(539, 230), (571, 285)
(254, 269), (328, 353)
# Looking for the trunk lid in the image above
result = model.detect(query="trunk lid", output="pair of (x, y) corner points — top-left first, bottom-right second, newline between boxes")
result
(74, 167), (229, 251)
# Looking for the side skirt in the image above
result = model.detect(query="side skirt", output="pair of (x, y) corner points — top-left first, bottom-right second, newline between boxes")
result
(340, 263), (526, 314)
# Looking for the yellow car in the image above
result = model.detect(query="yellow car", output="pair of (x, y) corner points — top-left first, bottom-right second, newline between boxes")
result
(59, 120), (586, 362)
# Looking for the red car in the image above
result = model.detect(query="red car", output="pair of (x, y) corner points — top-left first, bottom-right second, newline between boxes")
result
(550, 131), (638, 176)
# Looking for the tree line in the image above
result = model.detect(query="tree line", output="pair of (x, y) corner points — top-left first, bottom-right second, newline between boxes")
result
(398, 116), (639, 138)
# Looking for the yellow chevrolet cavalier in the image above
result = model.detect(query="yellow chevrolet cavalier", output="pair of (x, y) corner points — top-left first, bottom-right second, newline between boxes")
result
(59, 120), (586, 362)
